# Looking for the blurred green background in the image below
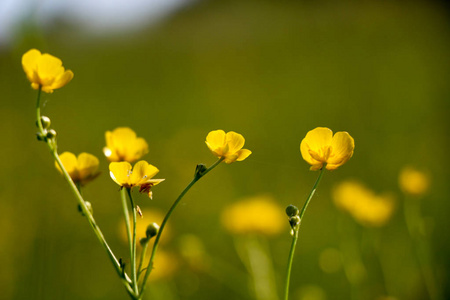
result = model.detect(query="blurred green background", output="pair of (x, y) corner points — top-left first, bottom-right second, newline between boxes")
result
(1, 0), (449, 299)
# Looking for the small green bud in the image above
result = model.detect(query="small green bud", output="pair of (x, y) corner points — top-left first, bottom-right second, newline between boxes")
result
(46, 129), (57, 139)
(139, 237), (149, 246)
(78, 201), (93, 216)
(146, 222), (160, 239)
(286, 205), (299, 217)
(40, 116), (51, 129)
(289, 215), (301, 229)
(195, 164), (208, 178)
(36, 132), (47, 141)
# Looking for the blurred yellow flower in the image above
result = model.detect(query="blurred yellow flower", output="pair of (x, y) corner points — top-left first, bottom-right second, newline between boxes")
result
(333, 181), (395, 227)
(55, 152), (100, 185)
(221, 195), (286, 235)
(399, 167), (430, 196)
(147, 250), (178, 282)
(109, 161), (164, 197)
(22, 49), (73, 93)
(205, 130), (252, 164)
(300, 127), (354, 171)
(103, 127), (148, 162)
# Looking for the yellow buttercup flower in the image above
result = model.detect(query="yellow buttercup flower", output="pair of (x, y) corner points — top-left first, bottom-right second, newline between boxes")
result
(205, 130), (252, 164)
(333, 181), (395, 227)
(22, 49), (74, 93)
(55, 152), (100, 185)
(109, 160), (164, 197)
(104, 127), (149, 162)
(300, 127), (355, 171)
(221, 195), (286, 235)
(399, 167), (430, 196)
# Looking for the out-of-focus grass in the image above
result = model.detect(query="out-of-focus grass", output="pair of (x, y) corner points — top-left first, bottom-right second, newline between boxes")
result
(1, 0), (449, 299)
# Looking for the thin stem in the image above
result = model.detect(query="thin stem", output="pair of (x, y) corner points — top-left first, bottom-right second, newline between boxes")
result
(138, 158), (224, 297)
(35, 88), (135, 297)
(127, 188), (139, 296)
(404, 197), (442, 300)
(121, 188), (133, 273)
(137, 242), (149, 280)
(284, 167), (325, 300)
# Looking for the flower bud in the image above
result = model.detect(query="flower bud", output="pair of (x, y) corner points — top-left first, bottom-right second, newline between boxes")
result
(36, 132), (47, 141)
(195, 164), (208, 178)
(78, 201), (93, 216)
(289, 215), (300, 229)
(285, 205), (299, 217)
(146, 222), (160, 239)
(46, 129), (57, 139)
(139, 237), (149, 246)
(40, 116), (51, 129)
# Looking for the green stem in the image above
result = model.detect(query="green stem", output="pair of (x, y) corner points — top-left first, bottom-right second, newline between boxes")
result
(137, 242), (149, 280)
(138, 158), (224, 297)
(35, 88), (135, 298)
(284, 167), (325, 300)
(121, 188), (133, 271)
(404, 197), (442, 300)
(127, 188), (139, 296)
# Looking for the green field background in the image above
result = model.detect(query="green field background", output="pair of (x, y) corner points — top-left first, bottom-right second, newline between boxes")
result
(0, 1), (449, 299)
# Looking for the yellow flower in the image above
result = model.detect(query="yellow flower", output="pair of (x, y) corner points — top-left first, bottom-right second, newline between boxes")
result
(103, 127), (149, 162)
(221, 195), (286, 235)
(109, 160), (164, 197)
(333, 181), (395, 227)
(205, 130), (252, 164)
(399, 167), (430, 196)
(55, 152), (100, 185)
(22, 49), (73, 93)
(300, 127), (354, 171)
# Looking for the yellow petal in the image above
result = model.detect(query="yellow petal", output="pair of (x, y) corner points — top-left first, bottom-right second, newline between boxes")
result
(50, 70), (74, 90)
(37, 54), (64, 86)
(105, 127), (147, 163)
(109, 162), (132, 186)
(22, 49), (41, 83)
(147, 178), (165, 186)
(57, 152), (78, 180)
(236, 149), (252, 161)
(300, 127), (334, 168)
(328, 131), (355, 167)
(223, 154), (239, 164)
(130, 160), (150, 185)
(226, 131), (245, 154)
(126, 137), (149, 162)
(205, 130), (227, 155)
(77, 153), (99, 181)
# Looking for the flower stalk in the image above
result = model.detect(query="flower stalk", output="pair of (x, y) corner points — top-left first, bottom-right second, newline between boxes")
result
(139, 158), (224, 297)
(35, 87), (136, 298)
(284, 167), (325, 300)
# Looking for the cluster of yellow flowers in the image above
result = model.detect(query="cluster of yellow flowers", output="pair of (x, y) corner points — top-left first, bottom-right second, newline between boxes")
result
(24, 48), (365, 300)
(333, 181), (395, 227)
